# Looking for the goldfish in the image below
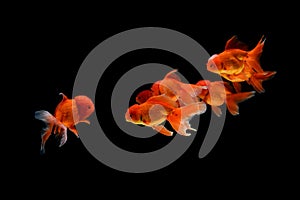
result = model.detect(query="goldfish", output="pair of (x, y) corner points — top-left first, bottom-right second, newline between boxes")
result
(35, 93), (95, 154)
(196, 80), (255, 116)
(206, 35), (276, 93)
(126, 94), (206, 136)
(136, 69), (206, 106)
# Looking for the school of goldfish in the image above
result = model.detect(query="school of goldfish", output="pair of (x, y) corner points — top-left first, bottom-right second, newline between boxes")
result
(35, 35), (276, 154)
(125, 35), (276, 136)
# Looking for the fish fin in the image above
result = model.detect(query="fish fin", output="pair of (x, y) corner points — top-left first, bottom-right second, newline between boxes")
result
(226, 91), (255, 115)
(59, 131), (68, 147)
(221, 81), (234, 93)
(68, 125), (79, 138)
(35, 110), (57, 124)
(40, 128), (52, 155)
(78, 119), (90, 124)
(225, 35), (249, 50)
(151, 81), (162, 95)
(247, 35), (266, 72)
(246, 59), (264, 73)
(233, 82), (242, 93)
(164, 69), (181, 81)
(167, 102), (207, 136)
(254, 71), (277, 80)
(211, 106), (222, 117)
(35, 110), (67, 153)
(175, 84), (207, 106)
(248, 71), (276, 93)
(35, 110), (55, 153)
(59, 92), (68, 101)
(152, 125), (173, 136)
(136, 90), (154, 104)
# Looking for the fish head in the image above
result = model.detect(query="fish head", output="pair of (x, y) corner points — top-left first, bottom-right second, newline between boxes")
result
(207, 54), (223, 74)
(125, 104), (143, 124)
(74, 95), (95, 120)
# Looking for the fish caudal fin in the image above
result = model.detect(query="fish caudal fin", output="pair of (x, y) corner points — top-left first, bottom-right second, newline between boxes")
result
(248, 71), (277, 93)
(226, 91), (255, 115)
(35, 110), (67, 154)
(167, 102), (207, 136)
(211, 106), (222, 117)
(247, 36), (266, 73)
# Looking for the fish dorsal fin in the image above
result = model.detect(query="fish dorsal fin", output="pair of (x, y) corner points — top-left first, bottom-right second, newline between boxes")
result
(59, 92), (68, 102)
(146, 94), (178, 109)
(225, 35), (249, 51)
(164, 69), (181, 81)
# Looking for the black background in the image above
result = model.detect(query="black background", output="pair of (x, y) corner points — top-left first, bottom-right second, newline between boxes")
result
(8, 5), (298, 197)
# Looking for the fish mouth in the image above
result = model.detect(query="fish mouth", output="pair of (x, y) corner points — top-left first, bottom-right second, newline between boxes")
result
(207, 55), (220, 73)
(125, 111), (132, 122)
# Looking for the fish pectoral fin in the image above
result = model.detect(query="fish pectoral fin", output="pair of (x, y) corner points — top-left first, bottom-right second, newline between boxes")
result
(167, 102), (207, 136)
(152, 125), (173, 136)
(59, 129), (68, 147)
(68, 125), (79, 138)
(164, 69), (181, 81)
(211, 106), (222, 117)
(233, 82), (242, 93)
(79, 120), (91, 125)
(226, 92), (255, 115)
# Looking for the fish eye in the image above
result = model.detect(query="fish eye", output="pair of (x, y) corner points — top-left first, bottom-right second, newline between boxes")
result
(88, 105), (91, 109)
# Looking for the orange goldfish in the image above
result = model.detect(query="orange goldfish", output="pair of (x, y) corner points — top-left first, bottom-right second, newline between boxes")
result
(125, 94), (206, 136)
(206, 35), (276, 93)
(196, 80), (255, 116)
(136, 69), (206, 106)
(35, 93), (95, 154)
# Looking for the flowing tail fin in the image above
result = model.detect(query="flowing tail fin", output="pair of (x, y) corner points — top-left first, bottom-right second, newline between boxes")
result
(167, 102), (207, 136)
(226, 91), (255, 115)
(35, 110), (67, 154)
(248, 71), (277, 93)
(247, 36), (266, 73)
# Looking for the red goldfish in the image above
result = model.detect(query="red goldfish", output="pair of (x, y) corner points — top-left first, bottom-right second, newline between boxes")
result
(126, 94), (206, 136)
(35, 93), (95, 154)
(196, 80), (255, 116)
(206, 35), (276, 93)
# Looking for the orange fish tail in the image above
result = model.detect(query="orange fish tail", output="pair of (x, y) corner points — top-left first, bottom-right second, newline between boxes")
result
(35, 110), (67, 154)
(248, 36), (265, 58)
(226, 91), (255, 115)
(247, 36), (266, 73)
(248, 71), (277, 93)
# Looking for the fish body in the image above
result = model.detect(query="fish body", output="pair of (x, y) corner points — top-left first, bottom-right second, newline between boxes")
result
(126, 94), (206, 136)
(35, 93), (95, 154)
(207, 35), (276, 93)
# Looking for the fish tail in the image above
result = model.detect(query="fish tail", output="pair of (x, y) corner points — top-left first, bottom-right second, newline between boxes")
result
(167, 102), (206, 136)
(35, 110), (67, 154)
(248, 35), (265, 59)
(248, 71), (277, 93)
(226, 91), (255, 115)
(247, 36), (266, 73)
